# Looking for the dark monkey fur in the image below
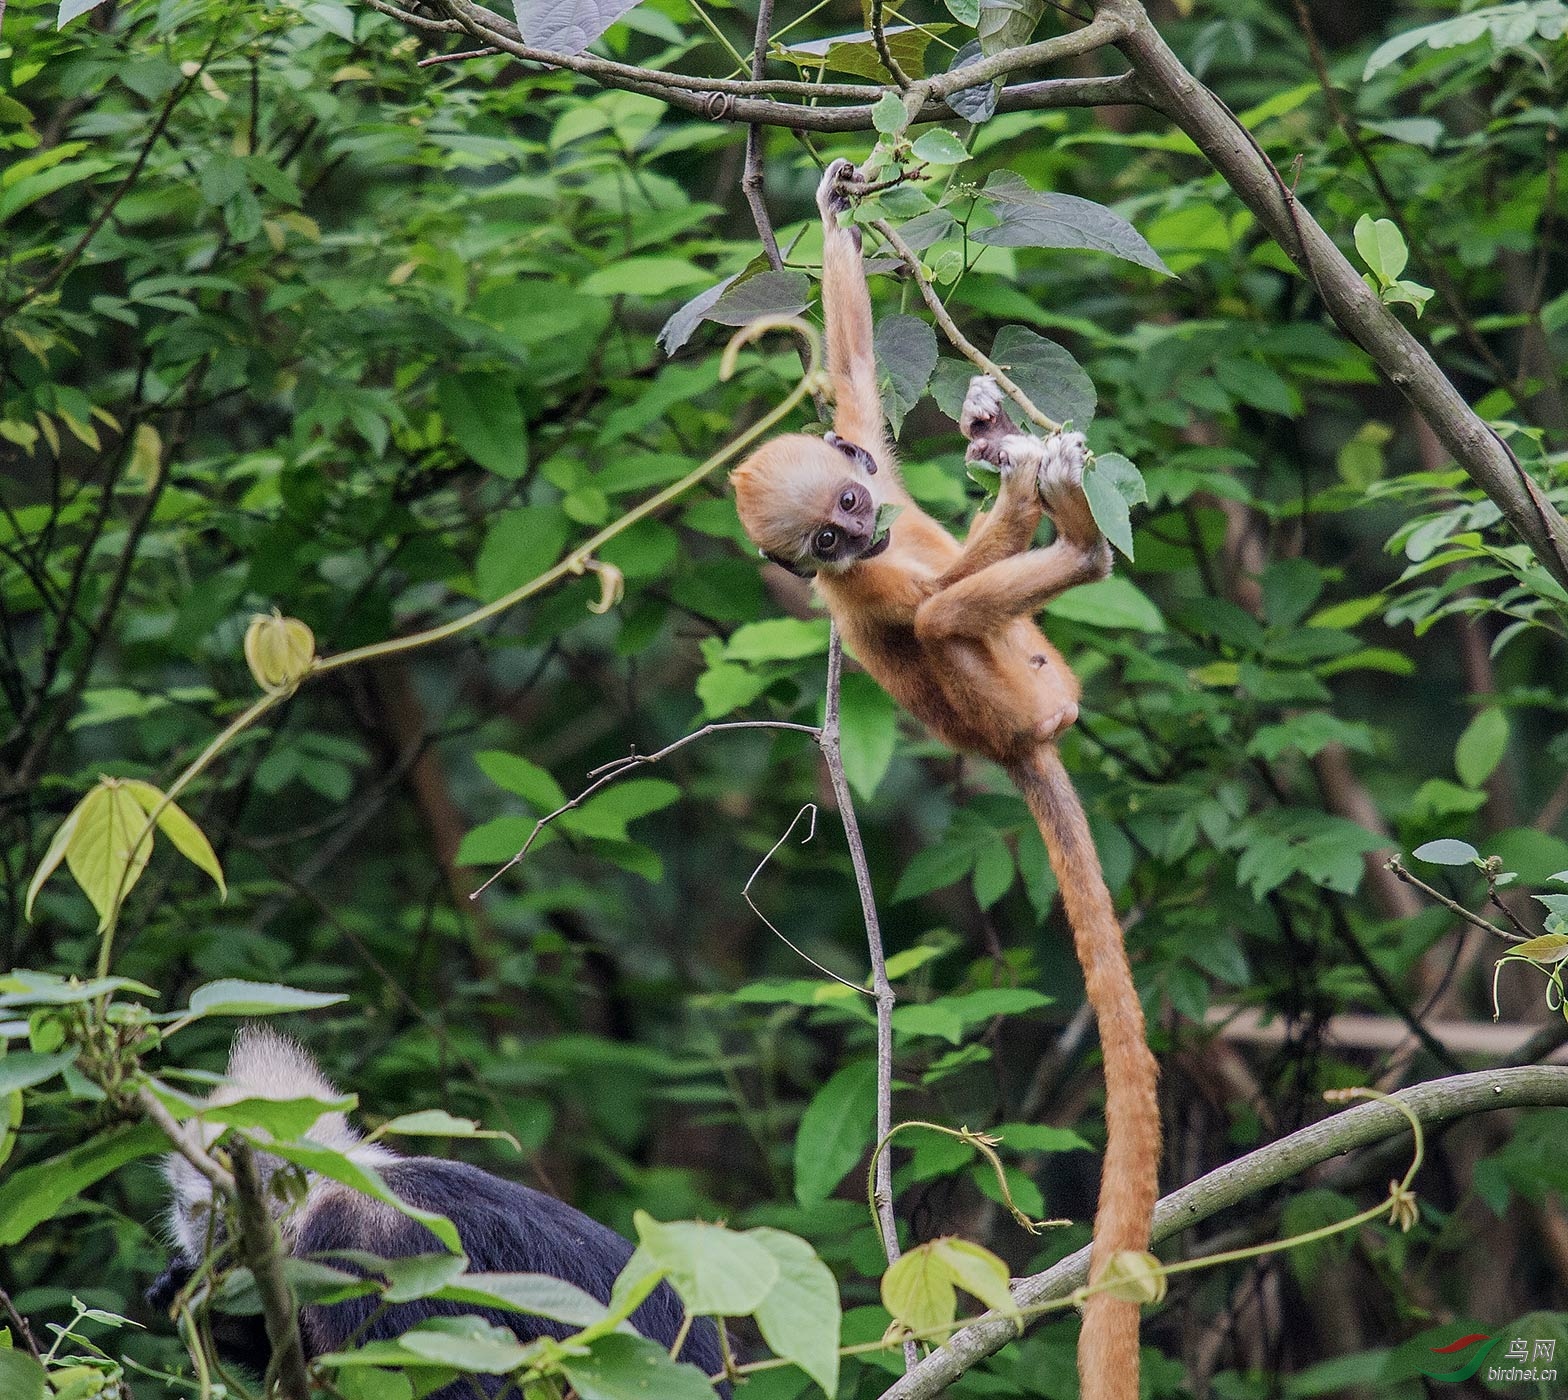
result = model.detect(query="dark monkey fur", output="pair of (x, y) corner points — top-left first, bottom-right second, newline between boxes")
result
(148, 1028), (724, 1398)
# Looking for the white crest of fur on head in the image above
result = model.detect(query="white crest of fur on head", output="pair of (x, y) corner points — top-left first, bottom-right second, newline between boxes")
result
(163, 1026), (396, 1258)
(731, 434), (860, 561)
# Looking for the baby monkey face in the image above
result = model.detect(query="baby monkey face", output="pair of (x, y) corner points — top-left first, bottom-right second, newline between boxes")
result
(730, 431), (890, 577)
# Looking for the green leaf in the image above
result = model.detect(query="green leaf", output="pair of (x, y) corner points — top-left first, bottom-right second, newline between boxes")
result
(123, 780), (226, 900)
(185, 980), (349, 1018)
(1353, 214), (1407, 285)
(475, 506), (571, 603)
(992, 1121), (1090, 1153)
(1045, 575), (1163, 631)
(882, 1243), (958, 1340)
(0, 1122), (166, 1246)
(437, 374), (528, 479)
(434, 1271), (624, 1329)
(929, 1237), (1019, 1322)
(267, 1138), (460, 1251)
(63, 781), (153, 930)
(1455, 708), (1509, 789)
(560, 778), (679, 842)
(872, 91), (908, 134)
(696, 662), (771, 719)
(748, 1228), (842, 1397)
(1510, 933), (1568, 964)
(0, 1350), (46, 1400)
(178, 1091), (357, 1140)
(874, 314), (938, 436)
(781, 26), (951, 82)
(976, 0), (1043, 55)
(0, 1051), (76, 1096)
(561, 1333), (717, 1400)
(989, 326), (1096, 429)
(0, 972), (157, 1008)
(837, 672), (898, 800)
(1411, 838), (1481, 866)
(1081, 452), (1146, 560)
(794, 1059), (877, 1204)
(0, 158), (112, 218)
(1363, 2), (1568, 79)
(377, 1109), (519, 1149)
(635, 1213), (779, 1315)
(24, 801), (81, 921)
(455, 816), (539, 867)
(971, 171), (1171, 275)
(581, 258), (710, 297)
(475, 752), (568, 812)
(706, 270), (812, 327)
(320, 1314), (531, 1372)
(910, 129), (968, 166)
(727, 618), (831, 663)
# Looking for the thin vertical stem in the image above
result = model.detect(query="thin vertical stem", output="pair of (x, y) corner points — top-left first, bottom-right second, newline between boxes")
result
(820, 628), (917, 1372)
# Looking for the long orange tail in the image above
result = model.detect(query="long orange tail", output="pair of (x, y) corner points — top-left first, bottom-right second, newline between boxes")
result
(1010, 748), (1160, 1400)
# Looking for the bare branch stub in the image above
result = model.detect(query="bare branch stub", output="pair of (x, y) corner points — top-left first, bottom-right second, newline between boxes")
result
(471, 719), (820, 898)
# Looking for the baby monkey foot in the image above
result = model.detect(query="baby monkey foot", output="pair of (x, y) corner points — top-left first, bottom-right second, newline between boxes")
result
(817, 159), (862, 226)
(960, 375), (1003, 439)
(1038, 430), (1088, 516)
(998, 430), (1087, 514)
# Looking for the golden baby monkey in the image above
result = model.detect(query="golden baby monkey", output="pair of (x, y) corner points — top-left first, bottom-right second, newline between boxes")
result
(731, 159), (1159, 1400)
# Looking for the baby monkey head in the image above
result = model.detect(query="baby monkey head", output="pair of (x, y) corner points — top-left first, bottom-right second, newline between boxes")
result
(731, 430), (889, 577)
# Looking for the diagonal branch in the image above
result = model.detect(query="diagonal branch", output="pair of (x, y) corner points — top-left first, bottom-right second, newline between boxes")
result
(1098, 0), (1568, 595)
(877, 1065), (1568, 1400)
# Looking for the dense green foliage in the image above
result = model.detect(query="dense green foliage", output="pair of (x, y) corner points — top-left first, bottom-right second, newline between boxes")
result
(3, 0), (1568, 1392)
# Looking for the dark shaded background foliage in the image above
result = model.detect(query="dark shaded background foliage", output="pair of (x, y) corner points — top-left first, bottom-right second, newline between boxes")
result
(3, 0), (1568, 1391)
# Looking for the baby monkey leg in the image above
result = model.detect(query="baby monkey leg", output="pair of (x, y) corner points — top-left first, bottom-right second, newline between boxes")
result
(918, 424), (1110, 641)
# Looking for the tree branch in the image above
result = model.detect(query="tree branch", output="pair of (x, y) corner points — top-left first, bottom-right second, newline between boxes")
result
(231, 1144), (313, 1400)
(1099, 0), (1568, 595)
(400, 0), (1144, 129)
(877, 1065), (1568, 1400)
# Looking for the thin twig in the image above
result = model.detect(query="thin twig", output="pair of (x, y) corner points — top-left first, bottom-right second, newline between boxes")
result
(417, 44), (498, 64)
(869, 0), (913, 90)
(871, 217), (1060, 433)
(1385, 856), (1527, 944)
(0, 1288), (42, 1362)
(134, 1085), (235, 1194)
(472, 721), (820, 897)
(742, 804), (871, 993)
(820, 629), (917, 1371)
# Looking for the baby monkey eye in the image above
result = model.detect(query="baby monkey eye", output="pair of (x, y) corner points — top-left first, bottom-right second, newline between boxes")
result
(839, 489), (857, 511)
(815, 527), (839, 554)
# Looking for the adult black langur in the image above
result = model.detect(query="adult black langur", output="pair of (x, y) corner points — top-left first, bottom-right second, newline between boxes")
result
(148, 1028), (726, 1398)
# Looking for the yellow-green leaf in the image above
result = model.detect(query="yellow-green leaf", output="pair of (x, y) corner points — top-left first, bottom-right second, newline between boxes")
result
(930, 1237), (1020, 1326)
(882, 1242), (957, 1341)
(1096, 1249), (1167, 1304)
(24, 801), (83, 921)
(1512, 933), (1568, 965)
(64, 780), (152, 930)
(123, 780), (226, 900)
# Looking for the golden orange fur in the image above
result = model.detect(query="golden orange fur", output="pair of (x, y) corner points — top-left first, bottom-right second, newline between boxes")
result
(731, 158), (1160, 1400)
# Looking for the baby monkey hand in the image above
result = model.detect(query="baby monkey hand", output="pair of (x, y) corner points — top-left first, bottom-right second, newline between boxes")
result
(817, 159), (863, 231)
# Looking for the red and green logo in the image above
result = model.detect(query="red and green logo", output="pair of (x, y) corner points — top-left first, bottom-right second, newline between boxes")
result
(1422, 1333), (1501, 1383)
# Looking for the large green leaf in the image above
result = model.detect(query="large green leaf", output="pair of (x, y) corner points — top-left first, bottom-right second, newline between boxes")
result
(793, 1059), (877, 1204)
